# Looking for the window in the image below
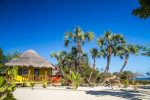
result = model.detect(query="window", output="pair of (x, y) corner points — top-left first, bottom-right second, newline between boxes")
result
(22, 69), (28, 75)
(18, 68), (28, 76)
(34, 69), (39, 76)
(18, 68), (22, 75)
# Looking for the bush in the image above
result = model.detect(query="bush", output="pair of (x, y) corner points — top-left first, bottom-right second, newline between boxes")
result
(67, 71), (82, 90)
(0, 76), (16, 100)
(42, 79), (47, 88)
(30, 82), (34, 90)
(124, 79), (129, 88)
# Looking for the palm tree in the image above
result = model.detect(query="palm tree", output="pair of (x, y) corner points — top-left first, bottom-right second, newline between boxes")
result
(119, 44), (139, 73)
(88, 48), (100, 82)
(51, 51), (68, 76)
(69, 46), (89, 72)
(97, 31), (126, 73)
(132, 0), (150, 19)
(64, 26), (94, 85)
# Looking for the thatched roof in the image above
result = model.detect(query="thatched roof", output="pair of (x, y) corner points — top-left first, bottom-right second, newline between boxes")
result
(52, 68), (63, 76)
(5, 50), (55, 69)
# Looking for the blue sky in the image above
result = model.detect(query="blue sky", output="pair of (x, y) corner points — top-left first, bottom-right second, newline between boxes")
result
(0, 0), (150, 74)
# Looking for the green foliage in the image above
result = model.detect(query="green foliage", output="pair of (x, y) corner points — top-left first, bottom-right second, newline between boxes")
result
(42, 83), (47, 88)
(97, 31), (126, 73)
(0, 76), (5, 88)
(0, 48), (5, 64)
(120, 71), (135, 88)
(82, 63), (100, 83)
(118, 44), (139, 73)
(0, 76), (16, 100)
(120, 71), (135, 80)
(0, 64), (17, 99)
(140, 45), (150, 56)
(67, 71), (82, 90)
(64, 27), (94, 47)
(90, 48), (100, 59)
(0, 64), (7, 75)
(132, 0), (150, 19)
(42, 79), (47, 88)
(7, 66), (18, 78)
(4, 50), (21, 63)
(124, 79), (129, 88)
(30, 82), (35, 90)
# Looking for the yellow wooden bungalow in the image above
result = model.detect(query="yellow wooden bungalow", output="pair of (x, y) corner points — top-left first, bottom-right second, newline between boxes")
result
(5, 50), (55, 85)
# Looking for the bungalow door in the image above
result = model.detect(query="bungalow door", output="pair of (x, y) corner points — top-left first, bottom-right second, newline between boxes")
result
(34, 69), (39, 81)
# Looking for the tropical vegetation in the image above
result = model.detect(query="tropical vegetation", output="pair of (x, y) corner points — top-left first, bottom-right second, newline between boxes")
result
(50, 26), (150, 90)
(133, 0), (150, 19)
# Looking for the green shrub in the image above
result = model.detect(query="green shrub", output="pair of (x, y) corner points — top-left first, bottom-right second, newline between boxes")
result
(30, 82), (34, 90)
(0, 76), (16, 100)
(67, 71), (82, 90)
(42, 79), (47, 88)
(124, 79), (129, 88)
(42, 83), (47, 88)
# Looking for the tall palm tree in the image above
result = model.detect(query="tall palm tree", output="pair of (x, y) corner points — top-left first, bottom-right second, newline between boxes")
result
(119, 45), (139, 73)
(97, 31), (126, 73)
(132, 0), (150, 19)
(68, 46), (88, 72)
(64, 26), (94, 84)
(88, 48), (100, 81)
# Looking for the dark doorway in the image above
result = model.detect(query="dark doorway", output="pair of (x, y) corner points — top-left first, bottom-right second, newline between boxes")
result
(34, 69), (39, 76)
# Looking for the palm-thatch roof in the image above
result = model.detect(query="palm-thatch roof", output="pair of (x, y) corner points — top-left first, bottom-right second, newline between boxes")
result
(5, 50), (55, 69)
(52, 68), (63, 76)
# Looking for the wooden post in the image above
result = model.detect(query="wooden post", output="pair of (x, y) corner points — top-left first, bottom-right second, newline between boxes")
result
(28, 67), (31, 81)
(45, 68), (47, 81)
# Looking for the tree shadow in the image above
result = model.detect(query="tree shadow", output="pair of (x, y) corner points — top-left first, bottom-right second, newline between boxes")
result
(139, 86), (150, 90)
(85, 89), (146, 100)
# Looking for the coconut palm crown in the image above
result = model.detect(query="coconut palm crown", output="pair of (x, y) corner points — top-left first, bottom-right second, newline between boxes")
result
(118, 44), (139, 73)
(97, 31), (126, 73)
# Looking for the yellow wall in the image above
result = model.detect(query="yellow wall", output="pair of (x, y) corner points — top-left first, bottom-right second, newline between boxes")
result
(14, 67), (52, 83)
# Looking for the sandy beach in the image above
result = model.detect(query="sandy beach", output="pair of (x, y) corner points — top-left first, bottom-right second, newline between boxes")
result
(13, 86), (150, 100)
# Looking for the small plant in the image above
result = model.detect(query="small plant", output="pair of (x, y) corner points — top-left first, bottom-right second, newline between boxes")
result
(30, 82), (34, 90)
(133, 80), (138, 91)
(124, 79), (129, 88)
(42, 83), (47, 88)
(42, 79), (47, 88)
(67, 71), (82, 90)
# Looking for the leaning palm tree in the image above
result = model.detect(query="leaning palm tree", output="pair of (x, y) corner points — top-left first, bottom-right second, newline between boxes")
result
(119, 44), (139, 73)
(132, 0), (150, 19)
(88, 48), (100, 82)
(97, 31), (126, 73)
(64, 26), (94, 85)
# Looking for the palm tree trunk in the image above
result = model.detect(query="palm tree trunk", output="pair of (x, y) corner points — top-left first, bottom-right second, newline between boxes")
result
(104, 55), (111, 73)
(88, 58), (96, 82)
(120, 55), (128, 73)
(60, 64), (65, 77)
(76, 41), (92, 85)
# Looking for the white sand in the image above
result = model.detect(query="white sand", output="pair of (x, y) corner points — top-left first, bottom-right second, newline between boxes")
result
(13, 86), (150, 100)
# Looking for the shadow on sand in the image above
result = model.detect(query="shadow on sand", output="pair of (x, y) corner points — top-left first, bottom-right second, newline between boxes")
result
(85, 89), (147, 100)
(139, 86), (150, 90)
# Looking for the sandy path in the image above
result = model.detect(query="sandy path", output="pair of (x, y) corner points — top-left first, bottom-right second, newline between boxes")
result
(13, 86), (149, 100)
